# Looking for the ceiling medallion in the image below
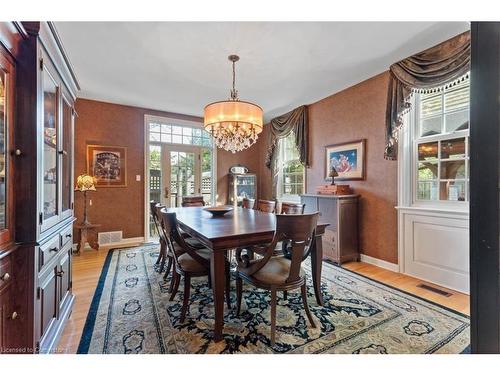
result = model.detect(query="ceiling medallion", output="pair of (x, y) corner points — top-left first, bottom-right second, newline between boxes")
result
(204, 55), (263, 153)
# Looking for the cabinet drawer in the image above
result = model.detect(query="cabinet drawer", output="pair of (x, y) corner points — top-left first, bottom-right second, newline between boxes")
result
(0, 256), (12, 291)
(39, 236), (60, 272)
(60, 225), (73, 248)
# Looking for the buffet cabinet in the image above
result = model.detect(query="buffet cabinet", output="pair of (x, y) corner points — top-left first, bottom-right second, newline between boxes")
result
(301, 194), (359, 264)
(0, 22), (79, 354)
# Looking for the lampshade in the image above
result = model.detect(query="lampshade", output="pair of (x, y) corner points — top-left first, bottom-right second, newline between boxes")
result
(75, 174), (97, 192)
(204, 55), (263, 153)
(329, 167), (339, 178)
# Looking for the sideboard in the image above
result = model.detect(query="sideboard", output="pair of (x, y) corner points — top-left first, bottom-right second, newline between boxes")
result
(300, 194), (359, 264)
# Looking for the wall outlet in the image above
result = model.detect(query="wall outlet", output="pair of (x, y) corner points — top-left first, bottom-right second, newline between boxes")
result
(89, 199), (92, 206)
(136, 175), (141, 182)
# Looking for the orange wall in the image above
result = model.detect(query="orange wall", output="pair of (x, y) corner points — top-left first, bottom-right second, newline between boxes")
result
(74, 98), (256, 238)
(257, 72), (398, 264)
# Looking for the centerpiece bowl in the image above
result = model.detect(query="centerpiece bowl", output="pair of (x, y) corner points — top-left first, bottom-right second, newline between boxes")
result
(203, 205), (234, 217)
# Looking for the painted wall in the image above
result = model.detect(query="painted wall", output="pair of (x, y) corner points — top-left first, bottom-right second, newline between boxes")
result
(74, 98), (255, 239)
(257, 72), (398, 264)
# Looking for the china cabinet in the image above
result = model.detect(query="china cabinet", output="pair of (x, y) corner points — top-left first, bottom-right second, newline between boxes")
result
(227, 165), (257, 206)
(0, 21), (79, 354)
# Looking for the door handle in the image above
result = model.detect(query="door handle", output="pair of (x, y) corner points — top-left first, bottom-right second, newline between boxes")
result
(164, 187), (169, 198)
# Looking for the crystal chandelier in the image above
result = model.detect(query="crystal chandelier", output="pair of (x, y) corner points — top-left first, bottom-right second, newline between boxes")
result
(204, 55), (263, 153)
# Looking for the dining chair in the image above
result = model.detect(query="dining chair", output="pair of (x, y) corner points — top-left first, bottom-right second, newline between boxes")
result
(281, 202), (305, 215)
(159, 210), (231, 322)
(155, 206), (206, 283)
(181, 195), (205, 207)
(242, 197), (255, 209)
(255, 199), (276, 213)
(235, 212), (319, 346)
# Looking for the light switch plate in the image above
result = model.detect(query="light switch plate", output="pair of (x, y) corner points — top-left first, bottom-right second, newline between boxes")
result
(136, 175), (141, 182)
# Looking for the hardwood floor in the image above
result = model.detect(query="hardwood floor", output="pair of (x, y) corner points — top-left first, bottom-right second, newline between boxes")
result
(57, 244), (470, 354)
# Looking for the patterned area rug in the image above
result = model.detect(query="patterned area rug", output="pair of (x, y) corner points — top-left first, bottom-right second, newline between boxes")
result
(77, 244), (470, 354)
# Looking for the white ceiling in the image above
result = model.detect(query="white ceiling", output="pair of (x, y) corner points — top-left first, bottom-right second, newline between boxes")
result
(55, 22), (469, 121)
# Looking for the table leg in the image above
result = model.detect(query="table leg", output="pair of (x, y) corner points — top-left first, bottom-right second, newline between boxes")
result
(76, 229), (87, 255)
(88, 228), (99, 251)
(211, 250), (226, 342)
(310, 233), (324, 306)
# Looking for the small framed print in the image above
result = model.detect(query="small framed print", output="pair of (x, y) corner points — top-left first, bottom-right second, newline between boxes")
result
(87, 145), (127, 187)
(325, 139), (366, 181)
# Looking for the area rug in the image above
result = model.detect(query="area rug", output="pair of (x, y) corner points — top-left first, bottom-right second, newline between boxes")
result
(77, 244), (470, 354)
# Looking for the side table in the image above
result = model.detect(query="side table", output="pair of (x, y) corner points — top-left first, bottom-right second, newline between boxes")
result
(74, 223), (102, 255)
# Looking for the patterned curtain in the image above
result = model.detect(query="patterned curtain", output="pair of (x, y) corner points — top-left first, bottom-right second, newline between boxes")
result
(385, 31), (470, 160)
(266, 105), (309, 168)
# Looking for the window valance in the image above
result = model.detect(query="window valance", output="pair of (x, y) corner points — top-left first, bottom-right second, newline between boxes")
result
(385, 31), (470, 160)
(265, 105), (309, 169)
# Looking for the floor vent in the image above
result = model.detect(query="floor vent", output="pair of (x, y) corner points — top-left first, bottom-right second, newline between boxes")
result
(417, 283), (452, 297)
(98, 231), (123, 245)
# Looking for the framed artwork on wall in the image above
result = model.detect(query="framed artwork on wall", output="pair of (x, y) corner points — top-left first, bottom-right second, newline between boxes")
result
(86, 144), (127, 187)
(325, 139), (366, 181)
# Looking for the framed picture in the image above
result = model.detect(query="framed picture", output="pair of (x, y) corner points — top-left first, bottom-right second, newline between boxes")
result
(87, 145), (127, 187)
(325, 139), (366, 181)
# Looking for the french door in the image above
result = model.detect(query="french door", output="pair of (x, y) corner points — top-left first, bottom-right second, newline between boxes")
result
(162, 145), (199, 208)
(149, 143), (214, 208)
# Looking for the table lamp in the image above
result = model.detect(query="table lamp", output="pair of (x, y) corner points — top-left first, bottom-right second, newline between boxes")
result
(75, 173), (97, 225)
(329, 167), (339, 185)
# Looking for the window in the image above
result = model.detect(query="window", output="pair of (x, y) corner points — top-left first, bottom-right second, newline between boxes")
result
(149, 121), (212, 147)
(276, 132), (305, 201)
(414, 77), (469, 203)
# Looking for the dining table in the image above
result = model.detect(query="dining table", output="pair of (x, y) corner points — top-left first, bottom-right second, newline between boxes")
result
(170, 206), (329, 342)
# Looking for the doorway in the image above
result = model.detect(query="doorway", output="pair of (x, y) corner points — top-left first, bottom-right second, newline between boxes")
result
(145, 115), (216, 240)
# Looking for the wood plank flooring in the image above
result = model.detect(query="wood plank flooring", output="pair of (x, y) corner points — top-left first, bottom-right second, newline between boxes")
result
(57, 245), (470, 354)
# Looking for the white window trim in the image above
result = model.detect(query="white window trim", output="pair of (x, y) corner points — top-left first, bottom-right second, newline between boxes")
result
(143, 115), (218, 242)
(275, 135), (305, 203)
(398, 94), (469, 213)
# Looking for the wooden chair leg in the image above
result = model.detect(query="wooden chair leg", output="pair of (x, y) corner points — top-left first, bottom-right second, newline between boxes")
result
(156, 241), (165, 266)
(270, 288), (277, 346)
(283, 291), (287, 300)
(163, 256), (173, 281)
(168, 267), (178, 293)
(301, 283), (316, 328)
(159, 254), (166, 273)
(180, 275), (191, 323)
(169, 272), (180, 301)
(236, 276), (242, 316)
(225, 260), (231, 309)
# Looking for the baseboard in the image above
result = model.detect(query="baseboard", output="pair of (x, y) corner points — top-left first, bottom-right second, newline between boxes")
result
(359, 254), (400, 273)
(72, 236), (145, 251)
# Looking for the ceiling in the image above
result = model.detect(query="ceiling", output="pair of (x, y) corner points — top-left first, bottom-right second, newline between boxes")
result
(55, 22), (469, 121)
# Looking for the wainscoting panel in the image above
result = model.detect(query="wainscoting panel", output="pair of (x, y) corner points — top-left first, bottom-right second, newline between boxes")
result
(399, 208), (469, 294)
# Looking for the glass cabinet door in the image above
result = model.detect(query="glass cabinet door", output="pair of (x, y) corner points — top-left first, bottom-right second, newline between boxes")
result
(61, 96), (73, 217)
(42, 68), (59, 223)
(0, 69), (6, 232)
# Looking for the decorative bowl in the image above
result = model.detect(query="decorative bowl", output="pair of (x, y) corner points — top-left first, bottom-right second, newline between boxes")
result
(203, 206), (234, 217)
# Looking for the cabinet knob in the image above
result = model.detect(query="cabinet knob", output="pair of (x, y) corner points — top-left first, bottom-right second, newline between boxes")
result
(10, 311), (18, 320)
(14, 149), (22, 156)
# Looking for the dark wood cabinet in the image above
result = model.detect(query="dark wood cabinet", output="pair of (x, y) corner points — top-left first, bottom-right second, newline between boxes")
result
(301, 194), (360, 264)
(0, 22), (79, 354)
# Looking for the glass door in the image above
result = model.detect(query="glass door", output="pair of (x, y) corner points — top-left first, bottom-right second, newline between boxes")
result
(41, 66), (60, 230)
(60, 94), (74, 219)
(163, 146), (199, 208)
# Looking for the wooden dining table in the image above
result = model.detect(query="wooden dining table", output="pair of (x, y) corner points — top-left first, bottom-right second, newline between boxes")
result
(170, 206), (329, 342)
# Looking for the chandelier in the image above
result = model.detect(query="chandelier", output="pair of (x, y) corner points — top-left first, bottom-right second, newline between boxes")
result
(204, 55), (263, 153)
